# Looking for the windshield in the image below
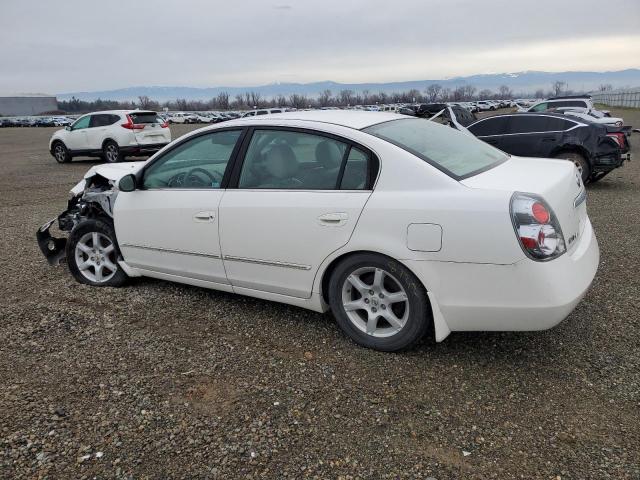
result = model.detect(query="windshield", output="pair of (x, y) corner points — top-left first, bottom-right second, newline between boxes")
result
(363, 118), (508, 178)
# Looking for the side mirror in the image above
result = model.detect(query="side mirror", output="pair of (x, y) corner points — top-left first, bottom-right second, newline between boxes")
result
(118, 174), (137, 192)
(65, 126), (71, 131)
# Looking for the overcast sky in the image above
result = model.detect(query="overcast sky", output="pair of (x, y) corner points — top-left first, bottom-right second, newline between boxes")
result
(1, 0), (639, 94)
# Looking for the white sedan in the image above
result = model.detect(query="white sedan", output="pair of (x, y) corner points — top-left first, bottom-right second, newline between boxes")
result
(37, 111), (599, 351)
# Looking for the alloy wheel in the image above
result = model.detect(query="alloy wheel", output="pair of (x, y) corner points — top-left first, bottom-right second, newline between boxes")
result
(74, 232), (118, 283)
(341, 266), (410, 338)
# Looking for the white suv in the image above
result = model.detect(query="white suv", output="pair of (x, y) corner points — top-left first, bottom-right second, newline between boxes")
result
(523, 96), (594, 113)
(50, 110), (171, 163)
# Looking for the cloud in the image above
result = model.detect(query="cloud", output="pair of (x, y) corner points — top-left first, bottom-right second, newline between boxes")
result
(0, 0), (638, 93)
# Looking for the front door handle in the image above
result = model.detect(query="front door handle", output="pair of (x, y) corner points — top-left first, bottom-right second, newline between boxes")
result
(194, 211), (215, 222)
(318, 212), (348, 226)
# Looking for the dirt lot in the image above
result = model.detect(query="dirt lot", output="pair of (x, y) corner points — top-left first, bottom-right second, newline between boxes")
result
(1, 110), (639, 479)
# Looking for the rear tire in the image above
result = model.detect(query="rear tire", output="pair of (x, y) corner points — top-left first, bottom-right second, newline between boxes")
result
(103, 140), (123, 163)
(52, 141), (71, 163)
(328, 253), (432, 352)
(66, 219), (128, 287)
(552, 151), (591, 183)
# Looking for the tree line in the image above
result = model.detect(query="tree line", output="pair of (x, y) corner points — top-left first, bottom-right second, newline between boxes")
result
(57, 81), (591, 113)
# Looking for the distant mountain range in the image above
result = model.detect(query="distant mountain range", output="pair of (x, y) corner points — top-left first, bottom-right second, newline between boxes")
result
(58, 69), (640, 102)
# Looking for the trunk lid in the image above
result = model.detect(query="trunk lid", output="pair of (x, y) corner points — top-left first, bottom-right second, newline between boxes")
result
(128, 111), (170, 145)
(462, 156), (587, 253)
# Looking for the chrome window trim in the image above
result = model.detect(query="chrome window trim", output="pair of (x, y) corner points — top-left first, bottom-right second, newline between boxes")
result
(471, 113), (587, 138)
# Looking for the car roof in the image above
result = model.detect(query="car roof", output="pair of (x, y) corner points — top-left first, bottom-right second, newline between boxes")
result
(221, 110), (406, 130)
(79, 110), (156, 115)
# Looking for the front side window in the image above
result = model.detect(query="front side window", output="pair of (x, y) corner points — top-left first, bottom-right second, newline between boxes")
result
(238, 130), (355, 189)
(72, 115), (91, 130)
(143, 130), (242, 189)
(364, 118), (507, 179)
(530, 102), (548, 112)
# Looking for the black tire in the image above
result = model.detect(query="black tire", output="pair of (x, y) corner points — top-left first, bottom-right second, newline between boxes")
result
(52, 141), (71, 163)
(552, 151), (591, 183)
(66, 218), (128, 287)
(103, 140), (124, 163)
(328, 253), (432, 352)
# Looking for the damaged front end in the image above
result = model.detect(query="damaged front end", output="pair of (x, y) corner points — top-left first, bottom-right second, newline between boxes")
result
(37, 170), (123, 265)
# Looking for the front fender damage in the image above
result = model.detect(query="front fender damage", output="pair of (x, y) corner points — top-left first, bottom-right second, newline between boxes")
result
(36, 173), (119, 265)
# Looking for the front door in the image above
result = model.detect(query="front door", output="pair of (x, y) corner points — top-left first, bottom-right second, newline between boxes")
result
(219, 128), (375, 298)
(65, 114), (91, 151)
(114, 129), (244, 286)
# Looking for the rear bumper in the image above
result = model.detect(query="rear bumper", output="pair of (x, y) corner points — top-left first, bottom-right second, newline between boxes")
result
(120, 142), (169, 156)
(404, 219), (599, 333)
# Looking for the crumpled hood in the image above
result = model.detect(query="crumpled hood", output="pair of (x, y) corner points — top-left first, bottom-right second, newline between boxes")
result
(70, 161), (146, 196)
(82, 161), (146, 181)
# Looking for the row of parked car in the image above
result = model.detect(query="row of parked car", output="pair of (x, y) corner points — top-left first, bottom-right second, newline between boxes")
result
(0, 116), (73, 127)
(43, 94), (632, 186)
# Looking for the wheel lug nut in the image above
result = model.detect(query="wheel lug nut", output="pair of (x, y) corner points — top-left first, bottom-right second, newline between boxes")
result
(381, 305), (386, 310)
(379, 293), (384, 298)
(369, 290), (374, 295)
(371, 307), (377, 313)
(364, 298), (369, 304)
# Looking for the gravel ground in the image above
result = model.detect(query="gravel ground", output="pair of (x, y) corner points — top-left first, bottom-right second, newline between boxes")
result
(1, 110), (639, 479)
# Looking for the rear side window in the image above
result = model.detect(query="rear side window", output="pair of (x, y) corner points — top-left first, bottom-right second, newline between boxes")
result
(508, 116), (552, 134)
(552, 100), (588, 109)
(129, 112), (160, 124)
(546, 117), (576, 131)
(90, 114), (119, 128)
(340, 148), (369, 190)
(468, 117), (509, 136)
(237, 129), (375, 190)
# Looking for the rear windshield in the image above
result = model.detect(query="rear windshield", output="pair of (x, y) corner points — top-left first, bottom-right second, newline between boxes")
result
(129, 112), (160, 124)
(363, 118), (507, 179)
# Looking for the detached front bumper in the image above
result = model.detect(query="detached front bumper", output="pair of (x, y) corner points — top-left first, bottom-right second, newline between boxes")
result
(37, 218), (67, 265)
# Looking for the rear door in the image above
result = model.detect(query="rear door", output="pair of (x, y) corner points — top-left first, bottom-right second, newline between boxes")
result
(499, 115), (559, 157)
(218, 128), (376, 298)
(86, 114), (119, 150)
(128, 111), (170, 145)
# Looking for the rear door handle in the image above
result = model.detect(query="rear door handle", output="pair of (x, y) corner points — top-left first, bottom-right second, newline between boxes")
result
(318, 212), (348, 226)
(542, 137), (557, 142)
(194, 211), (215, 222)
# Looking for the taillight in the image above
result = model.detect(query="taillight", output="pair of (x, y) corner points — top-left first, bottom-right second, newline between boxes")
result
(510, 193), (566, 261)
(606, 132), (625, 147)
(121, 114), (145, 130)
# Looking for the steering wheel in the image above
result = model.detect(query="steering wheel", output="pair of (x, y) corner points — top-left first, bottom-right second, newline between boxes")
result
(168, 168), (222, 188)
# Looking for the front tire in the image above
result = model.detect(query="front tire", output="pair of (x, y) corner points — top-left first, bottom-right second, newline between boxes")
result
(66, 219), (128, 287)
(52, 141), (71, 163)
(328, 253), (432, 351)
(552, 151), (591, 183)
(103, 140), (124, 163)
